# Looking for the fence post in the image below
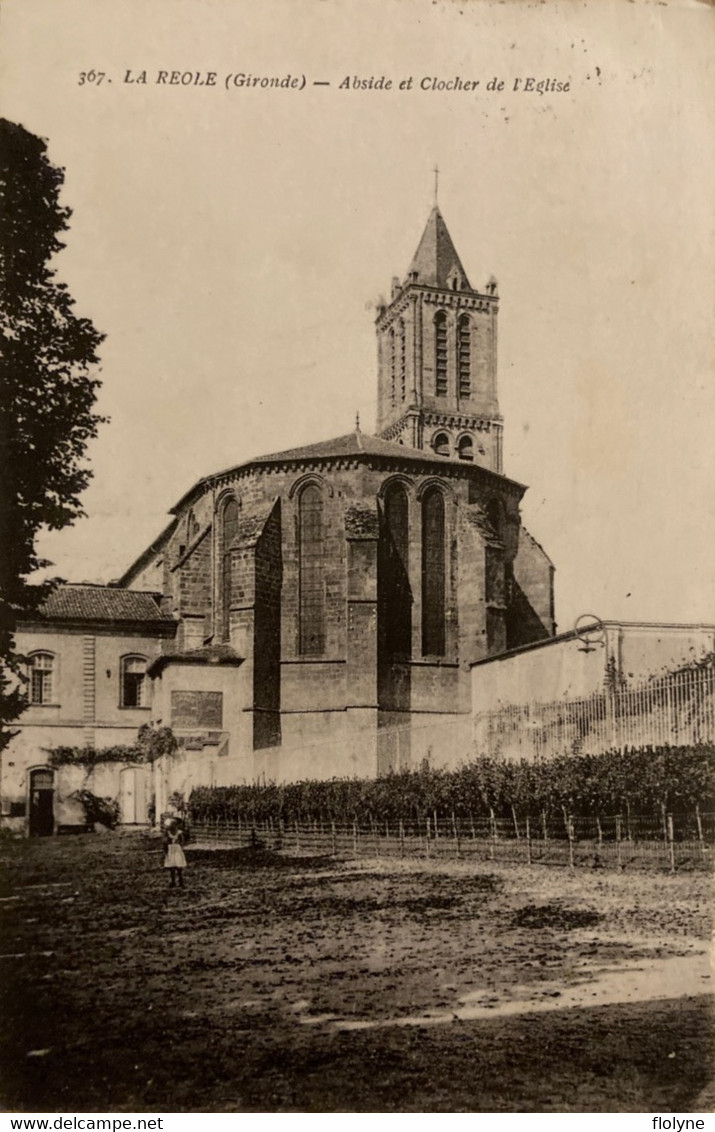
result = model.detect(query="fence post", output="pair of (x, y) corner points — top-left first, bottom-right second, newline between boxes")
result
(667, 814), (675, 874)
(399, 818), (405, 858)
(451, 810), (460, 858)
(696, 804), (705, 860)
(525, 815), (532, 865)
(489, 808), (497, 861)
(616, 815), (622, 868)
(469, 812), (476, 841)
(433, 809), (439, 840)
(567, 815), (575, 869)
(425, 815), (431, 858)
(596, 815), (603, 850)
(542, 811), (548, 846)
(511, 805), (520, 840)
(295, 819), (300, 853)
(331, 819), (337, 856)
(660, 802), (668, 850)
(352, 819), (358, 857)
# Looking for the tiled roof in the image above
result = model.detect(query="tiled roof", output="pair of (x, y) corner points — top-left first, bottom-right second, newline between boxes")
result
(152, 427), (525, 533)
(30, 585), (174, 624)
(191, 428), (516, 487)
(147, 643), (243, 676)
(250, 429), (429, 465)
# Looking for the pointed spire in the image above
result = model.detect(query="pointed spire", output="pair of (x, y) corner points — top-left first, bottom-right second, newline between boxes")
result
(405, 206), (472, 291)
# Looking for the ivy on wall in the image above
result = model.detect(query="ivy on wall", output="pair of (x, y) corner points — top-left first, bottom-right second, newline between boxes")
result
(45, 724), (178, 770)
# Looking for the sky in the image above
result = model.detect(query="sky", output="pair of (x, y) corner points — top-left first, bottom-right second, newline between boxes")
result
(1, 0), (713, 632)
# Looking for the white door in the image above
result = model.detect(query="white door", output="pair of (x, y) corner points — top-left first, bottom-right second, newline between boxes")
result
(119, 766), (148, 825)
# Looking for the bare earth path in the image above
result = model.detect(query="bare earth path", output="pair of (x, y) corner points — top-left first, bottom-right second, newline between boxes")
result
(0, 833), (712, 1113)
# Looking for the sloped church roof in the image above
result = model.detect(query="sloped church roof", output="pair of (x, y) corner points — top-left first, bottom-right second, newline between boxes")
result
(168, 427), (525, 516)
(405, 205), (472, 290)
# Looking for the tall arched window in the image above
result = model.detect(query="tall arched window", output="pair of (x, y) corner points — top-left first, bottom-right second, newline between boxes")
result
(434, 312), (448, 397)
(29, 652), (54, 705)
(458, 314), (471, 397)
(398, 319), (406, 401)
(298, 484), (325, 655)
(486, 497), (503, 541)
(421, 488), (446, 656)
(382, 485), (411, 657)
(221, 496), (239, 641)
(120, 655), (147, 708)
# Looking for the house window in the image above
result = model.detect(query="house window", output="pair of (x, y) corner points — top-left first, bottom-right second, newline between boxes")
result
(120, 656), (147, 708)
(434, 312), (448, 397)
(298, 484), (325, 656)
(221, 496), (240, 641)
(29, 653), (54, 705)
(422, 488), (446, 657)
(458, 314), (471, 397)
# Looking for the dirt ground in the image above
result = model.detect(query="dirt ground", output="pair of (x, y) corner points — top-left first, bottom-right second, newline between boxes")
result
(0, 832), (712, 1113)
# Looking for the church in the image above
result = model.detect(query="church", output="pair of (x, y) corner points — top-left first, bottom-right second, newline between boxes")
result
(119, 202), (556, 782)
(3, 204), (556, 833)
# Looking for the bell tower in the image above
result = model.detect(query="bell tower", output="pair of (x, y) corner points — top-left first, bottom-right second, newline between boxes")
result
(375, 203), (503, 472)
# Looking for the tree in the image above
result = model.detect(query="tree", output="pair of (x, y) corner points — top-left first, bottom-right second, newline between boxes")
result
(0, 119), (105, 749)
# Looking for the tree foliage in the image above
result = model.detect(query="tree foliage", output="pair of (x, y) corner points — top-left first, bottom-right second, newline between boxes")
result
(0, 119), (105, 748)
(73, 789), (120, 830)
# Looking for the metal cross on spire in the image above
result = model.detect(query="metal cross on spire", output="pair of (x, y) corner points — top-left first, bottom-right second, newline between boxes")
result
(433, 163), (439, 206)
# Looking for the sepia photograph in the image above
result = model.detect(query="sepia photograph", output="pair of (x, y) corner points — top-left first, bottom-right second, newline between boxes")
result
(0, 0), (713, 1117)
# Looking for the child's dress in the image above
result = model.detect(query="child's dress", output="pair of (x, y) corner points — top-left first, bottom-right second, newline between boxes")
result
(164, 829), (187, 869)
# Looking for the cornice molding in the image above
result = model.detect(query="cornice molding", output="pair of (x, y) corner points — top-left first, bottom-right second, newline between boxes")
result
(376, 284), (497, 329)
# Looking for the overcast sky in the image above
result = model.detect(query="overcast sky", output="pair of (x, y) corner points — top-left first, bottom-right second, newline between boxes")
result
(2, 0), (713, 632)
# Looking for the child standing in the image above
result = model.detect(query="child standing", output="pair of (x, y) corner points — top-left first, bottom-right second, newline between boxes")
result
(163, 818), (187, 887)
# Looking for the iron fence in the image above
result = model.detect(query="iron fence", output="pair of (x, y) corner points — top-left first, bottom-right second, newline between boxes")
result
(473, 667), (715, 762)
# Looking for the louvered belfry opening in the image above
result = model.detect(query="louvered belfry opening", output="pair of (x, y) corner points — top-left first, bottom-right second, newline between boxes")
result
(434, 311), (448, 397)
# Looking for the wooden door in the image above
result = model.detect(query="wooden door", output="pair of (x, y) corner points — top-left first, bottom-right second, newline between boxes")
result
(29, 769), (54, 836)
